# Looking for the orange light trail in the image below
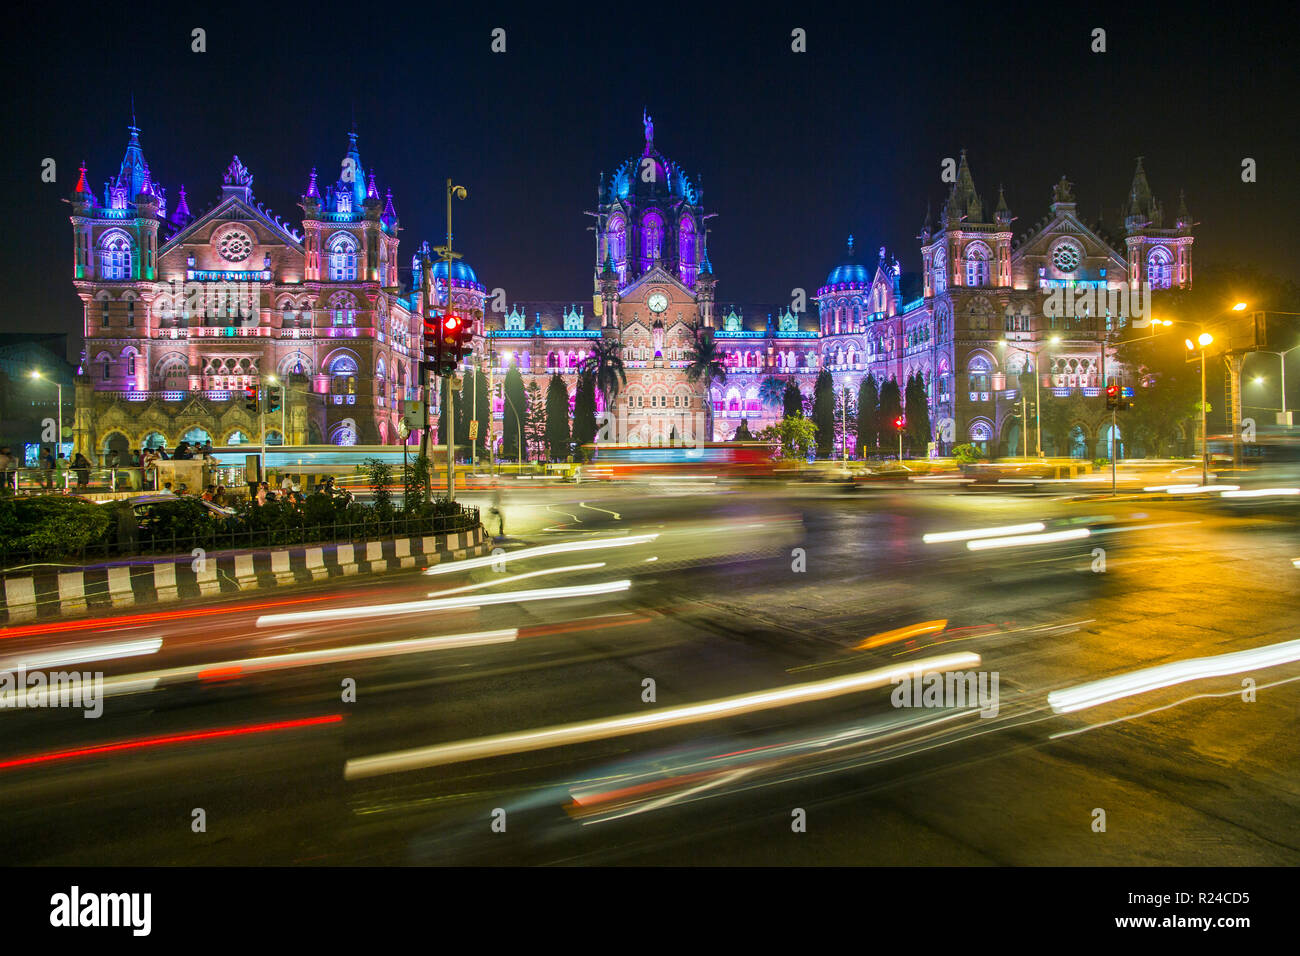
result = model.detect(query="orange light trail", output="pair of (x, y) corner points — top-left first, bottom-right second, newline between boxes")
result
(853, 620), (948, 651)
(0, 714), (343, 772)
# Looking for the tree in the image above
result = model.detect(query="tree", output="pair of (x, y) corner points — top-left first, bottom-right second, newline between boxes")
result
(782, 379), (804, 419)
(474, 367), (490, 460)
(877, 378), (903, 456)
(757, 415), (816, 461)
(812, 369), (835, 457)
(905, 373), (933, 455)
(525, 380), (545, 460)
(502, 365), (526, 461)
(857, 373), (879, 457)
(580, 337), (627, 422)
(685, 322), (727, 441)
(459, 367), (486, 462)
(833, 386), (856, 459)
(545, 373), (571, 461)
(758, 375), (787, 413)
(572, 371), (598, 455)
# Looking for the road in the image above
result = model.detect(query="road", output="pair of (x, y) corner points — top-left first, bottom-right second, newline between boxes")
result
(0, 481), (1296, 865)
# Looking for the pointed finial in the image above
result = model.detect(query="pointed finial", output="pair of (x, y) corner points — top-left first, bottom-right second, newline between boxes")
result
(305, 167), (320, 198)
(847, 234), (855, 254)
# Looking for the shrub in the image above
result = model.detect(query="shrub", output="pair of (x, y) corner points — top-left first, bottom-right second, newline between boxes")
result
(952, 443), (985, 465)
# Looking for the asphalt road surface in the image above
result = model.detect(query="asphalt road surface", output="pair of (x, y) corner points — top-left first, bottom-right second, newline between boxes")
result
(0, 482), (1296, 865)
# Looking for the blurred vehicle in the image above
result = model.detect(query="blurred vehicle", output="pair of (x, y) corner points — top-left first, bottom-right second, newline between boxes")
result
(579, 442), (775, 480)
(113, 493), (236, 533)
(1208, 426), (1300, 485)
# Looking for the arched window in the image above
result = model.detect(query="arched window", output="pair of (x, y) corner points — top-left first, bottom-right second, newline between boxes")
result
(330, 420), (357, 446)
(1147, 247), (1173, 289)
(329, 355), (358, 395)
(641, 212), (664, 265)
(607, 215), (626, 262)
(99, 232), (132, 280)
(965, 242), (991, 288)
(679, 217), (696, 279)
(327, 233), (359, 281)
(968, 356), (991, 392)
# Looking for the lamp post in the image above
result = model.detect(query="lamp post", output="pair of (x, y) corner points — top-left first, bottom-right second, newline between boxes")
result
(1186, 332), (1214, 485)
(1248, 343), (1300, 425)
(29, 371), (63, 450)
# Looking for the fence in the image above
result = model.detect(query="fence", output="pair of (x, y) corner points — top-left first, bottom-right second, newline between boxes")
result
(0, 504), (479, 572)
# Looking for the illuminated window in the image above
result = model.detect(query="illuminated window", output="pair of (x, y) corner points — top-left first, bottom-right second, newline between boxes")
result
(99, 233), (132, 279)
(965, 243), (991, 287)
(1147, 248), (1173, 289)
(328, 233), (359, 281)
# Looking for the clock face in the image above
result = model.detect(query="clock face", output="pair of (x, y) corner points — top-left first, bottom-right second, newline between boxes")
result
(647, 292), (669, 314)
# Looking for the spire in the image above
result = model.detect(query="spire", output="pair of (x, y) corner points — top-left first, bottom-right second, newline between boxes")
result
(1126, 156), (1154, 220)
(1175, 188), (1191, 229)
(846, 234), (855, 256)
(643, 107), (654, 149)
(343, 131), (365, 206)
(72, 161), (94, 203)
(995, 184), (1012, 224)
(305, 167), (320, 199)
(366, 170), (379, 201)
(115, 122), (149, 202)
(171, 185), (191, 226)
(944, 149), (983, 222)
(381, 188), (398, 227)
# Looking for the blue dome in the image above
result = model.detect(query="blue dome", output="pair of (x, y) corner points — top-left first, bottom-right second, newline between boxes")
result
(825, 236), (869, 286)
(430, 259), (480, 286)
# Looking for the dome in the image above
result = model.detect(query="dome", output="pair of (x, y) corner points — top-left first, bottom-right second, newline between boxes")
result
(825, 235), (869, 286)
(430, 258), (480, 286)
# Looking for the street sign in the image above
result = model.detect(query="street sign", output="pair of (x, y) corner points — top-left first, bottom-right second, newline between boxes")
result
(402, 400), (425, 429)
(396, 418), (409, 439)
(468, 420), (479, 440)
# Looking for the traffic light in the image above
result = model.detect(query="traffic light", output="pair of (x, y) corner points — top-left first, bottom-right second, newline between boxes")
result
(893, 416), (905, 431)
(1105, 383), (1120, 410)
(268, 387), (281, 413)
(422, 312), (442, 378)
(439, 312), (462, 375)
(1119, 385), (1135, 411)
(244, 387), (259, 413)
(455, 311), (476, 364)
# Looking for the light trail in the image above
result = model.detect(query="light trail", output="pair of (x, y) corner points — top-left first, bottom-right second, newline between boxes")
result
(580, 502), (622, 519)
(255, 580), (631, 628)
(423, 534), (658, 576)
(3, 629), (522, 707)
(922, 522), (1045, 544)
(0, 637), (162, 672)
(343, 651), (981, 779)
(1047, 638), (1300, 714)
(966, 528), (1091, 551)
(853, 620), (948, 651)
(0, 714), (343, 772)
(428, 563), (606, 597)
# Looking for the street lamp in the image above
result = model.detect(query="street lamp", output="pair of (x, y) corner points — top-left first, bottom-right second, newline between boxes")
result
(1186, 332), (1214, 485)
(1246, 343), (1299, 426)
(29, 370), (63, 448)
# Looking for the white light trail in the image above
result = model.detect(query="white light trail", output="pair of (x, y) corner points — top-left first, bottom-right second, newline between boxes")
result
(255, 580), (631, 628)
(424, 534), (658, 575)
(1220, 487), (1300, 498)
(922, 522), (1046, 544)
(428, 563), (605, 597)
(13, 629), (522, 708)
(966, 528), (1091, 550)
(1048, 638), (1300, 714)
(343, 651), (981, 779)
(0, 638), (162, 673)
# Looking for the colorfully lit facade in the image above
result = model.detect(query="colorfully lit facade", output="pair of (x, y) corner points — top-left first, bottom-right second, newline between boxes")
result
(69, 118), (1193, 459)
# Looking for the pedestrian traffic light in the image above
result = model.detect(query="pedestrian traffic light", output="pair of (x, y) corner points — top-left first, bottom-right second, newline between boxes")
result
(1105, 383), (1120, 409)
(245, 387), (259, 412)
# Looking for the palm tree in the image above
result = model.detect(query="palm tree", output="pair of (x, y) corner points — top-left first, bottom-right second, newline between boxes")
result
(685, 322), (727, 442)
(580, 336), (628, 419)
(758, 375), (787, 413)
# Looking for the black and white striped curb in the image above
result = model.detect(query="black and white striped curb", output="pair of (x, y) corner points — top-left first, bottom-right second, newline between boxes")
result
(0, 526), (486, 625)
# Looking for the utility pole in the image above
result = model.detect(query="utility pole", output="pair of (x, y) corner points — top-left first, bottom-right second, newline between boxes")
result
(434, 179), (468, 501)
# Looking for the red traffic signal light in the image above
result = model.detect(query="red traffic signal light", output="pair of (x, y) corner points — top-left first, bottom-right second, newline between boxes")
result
(444, 313), (460, 331)
(1106, 383), (1120, 409)
(893, 416), (905, 430)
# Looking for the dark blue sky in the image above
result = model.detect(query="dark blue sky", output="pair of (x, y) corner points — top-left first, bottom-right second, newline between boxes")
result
(6, 1), (1297, 351)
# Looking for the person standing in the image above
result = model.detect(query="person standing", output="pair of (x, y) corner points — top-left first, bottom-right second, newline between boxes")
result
(73, 452), (91, 490)
(40, 447), (55, 491)
(0, 446), (13, 494)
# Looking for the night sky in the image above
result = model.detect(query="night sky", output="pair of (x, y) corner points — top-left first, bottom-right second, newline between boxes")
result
(6, 2), (1297, 357)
